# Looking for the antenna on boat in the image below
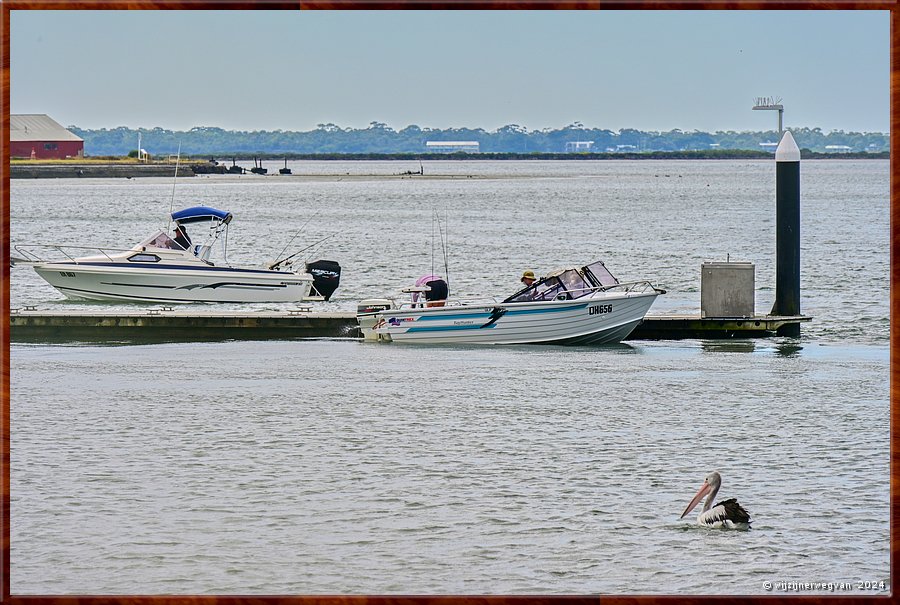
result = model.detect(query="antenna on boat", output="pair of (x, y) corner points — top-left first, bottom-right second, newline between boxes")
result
(167, 142), (182, 233)
(431, 210), (436, 279)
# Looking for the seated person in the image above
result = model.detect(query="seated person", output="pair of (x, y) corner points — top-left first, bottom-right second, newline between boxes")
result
(410, 274), (448, 308)
(424, 278), (448, 307)
(506, 273), (568, 303)
(173, 224), (192, 250)
(509, 270), (539, 302)
(521, 270), (536, 288)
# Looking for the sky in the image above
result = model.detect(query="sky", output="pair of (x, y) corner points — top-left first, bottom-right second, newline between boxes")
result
(8, 10), (891, 134)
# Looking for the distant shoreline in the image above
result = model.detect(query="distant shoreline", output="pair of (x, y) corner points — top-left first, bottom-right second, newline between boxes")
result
(202, 150), (888, 161)
(12, 149), (890, 165)
(9, 150), (889, 179)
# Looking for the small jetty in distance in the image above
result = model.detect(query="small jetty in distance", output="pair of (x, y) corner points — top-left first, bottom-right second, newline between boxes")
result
(10, 163), (196, 179)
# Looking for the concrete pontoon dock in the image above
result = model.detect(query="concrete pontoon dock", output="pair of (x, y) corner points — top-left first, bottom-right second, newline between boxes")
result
(9, 308), (811, 344)
(631, 314), (811, 339)
(9, 308), (357, 343)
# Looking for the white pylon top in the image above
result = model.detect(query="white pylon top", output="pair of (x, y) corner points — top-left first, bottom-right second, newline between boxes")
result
(775, 130), (800, 162)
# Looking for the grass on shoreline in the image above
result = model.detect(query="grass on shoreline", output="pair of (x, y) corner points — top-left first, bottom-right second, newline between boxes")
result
(9, 157), (173, 165)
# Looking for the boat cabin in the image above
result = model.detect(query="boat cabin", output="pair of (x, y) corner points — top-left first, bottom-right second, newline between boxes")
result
(504, 260), (619, 303)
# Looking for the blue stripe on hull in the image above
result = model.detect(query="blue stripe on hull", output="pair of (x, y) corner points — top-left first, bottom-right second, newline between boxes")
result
(56, 284), (299, 304)
(103, 281), (288, 291)
(506, 303), (589, 316)
(43, 261), (297, 276)
(399, 318), (641, 344)
(415, 311), (492, 321)
(406, 323), (497, 333)
(394, 302), (589, 327)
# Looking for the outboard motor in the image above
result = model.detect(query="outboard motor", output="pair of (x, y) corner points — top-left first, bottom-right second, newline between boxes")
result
(357, 299), (393, 315)
(357, 298), (394, 341)
(306, 259), (342, 301)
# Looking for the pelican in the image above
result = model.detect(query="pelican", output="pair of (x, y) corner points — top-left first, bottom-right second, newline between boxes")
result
(680, 471), (751, 529)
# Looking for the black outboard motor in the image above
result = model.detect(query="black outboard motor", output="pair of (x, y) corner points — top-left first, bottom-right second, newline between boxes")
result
(306, 259), (342, 301)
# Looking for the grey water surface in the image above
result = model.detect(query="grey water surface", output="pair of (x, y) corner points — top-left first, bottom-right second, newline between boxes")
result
(9, 159), (890, 594)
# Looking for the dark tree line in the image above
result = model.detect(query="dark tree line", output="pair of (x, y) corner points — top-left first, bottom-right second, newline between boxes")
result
(69, 122), (890, 157)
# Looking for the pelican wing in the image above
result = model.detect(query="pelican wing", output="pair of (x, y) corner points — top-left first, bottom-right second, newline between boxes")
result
(698, 498), (751, 527)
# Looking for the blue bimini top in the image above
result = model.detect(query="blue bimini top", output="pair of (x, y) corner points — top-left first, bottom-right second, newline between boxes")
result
(171, 206), (233, 225)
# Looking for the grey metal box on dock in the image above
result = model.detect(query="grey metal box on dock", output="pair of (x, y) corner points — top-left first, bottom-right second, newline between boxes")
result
(701, 261), (755, 318)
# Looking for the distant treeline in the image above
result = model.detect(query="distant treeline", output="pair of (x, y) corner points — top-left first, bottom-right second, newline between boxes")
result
(69, 122), (890, 156)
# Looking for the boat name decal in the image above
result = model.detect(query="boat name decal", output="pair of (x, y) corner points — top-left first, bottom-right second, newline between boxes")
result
(388, 317), (417, 326)
(589, 304), (613, 315)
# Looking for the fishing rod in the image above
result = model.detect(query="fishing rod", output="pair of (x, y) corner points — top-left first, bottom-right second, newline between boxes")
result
(268, 233), (335, 270)
(428, 208), (451, 291)
(437, 208), (450, 291)
(444, 208), (450, 290)
(273, 209), (321, 263)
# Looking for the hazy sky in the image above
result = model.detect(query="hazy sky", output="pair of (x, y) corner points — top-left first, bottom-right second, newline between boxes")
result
(9, 10), (890, 133)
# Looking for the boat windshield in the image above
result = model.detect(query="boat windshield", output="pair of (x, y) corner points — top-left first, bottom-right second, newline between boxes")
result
(504, 267), (603, 303)
(583, 260), (619, 287)
(556, 268), (593, 298)
(140, 230), (183, 251)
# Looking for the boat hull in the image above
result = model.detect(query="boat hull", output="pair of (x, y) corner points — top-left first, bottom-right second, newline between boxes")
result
(33, 261), (315, 303)
(363, 290), (659, 345)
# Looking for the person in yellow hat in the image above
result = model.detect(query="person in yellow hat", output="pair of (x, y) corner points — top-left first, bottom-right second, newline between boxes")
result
(509, 270), (540, 302)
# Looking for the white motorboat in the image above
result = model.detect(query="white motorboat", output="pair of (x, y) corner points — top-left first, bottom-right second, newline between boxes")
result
(14, 206), (341, 304)
(357, 260), (663, 345)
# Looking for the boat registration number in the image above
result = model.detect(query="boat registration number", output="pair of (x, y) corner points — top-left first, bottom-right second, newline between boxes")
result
(589, 304), (613, 315)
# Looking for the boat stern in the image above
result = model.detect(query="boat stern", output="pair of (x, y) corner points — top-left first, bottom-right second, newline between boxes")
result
(357, 299), (395, 341)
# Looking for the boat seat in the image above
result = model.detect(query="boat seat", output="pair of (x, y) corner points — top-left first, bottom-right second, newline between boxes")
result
(194, 244), (212, 262)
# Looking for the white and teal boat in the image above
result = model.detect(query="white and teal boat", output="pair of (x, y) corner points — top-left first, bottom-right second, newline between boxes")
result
(357, 260), (663, 345)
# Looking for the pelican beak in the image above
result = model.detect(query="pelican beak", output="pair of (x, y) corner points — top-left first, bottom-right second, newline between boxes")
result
(680, 480), (711, 519)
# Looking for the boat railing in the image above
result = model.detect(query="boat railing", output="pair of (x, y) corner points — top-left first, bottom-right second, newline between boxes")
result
(577, 280), (662, 296)
(395, 294), (501, 310)
(504, 280), (660, 303)
(391, 281), (661, 311)
(13, 244), (133, 264)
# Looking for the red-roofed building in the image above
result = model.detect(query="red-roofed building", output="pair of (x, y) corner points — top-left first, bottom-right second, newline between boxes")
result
(11, 114), (84, 159)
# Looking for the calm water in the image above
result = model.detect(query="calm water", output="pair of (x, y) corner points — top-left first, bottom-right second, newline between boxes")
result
(9, 160), (890, 594)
